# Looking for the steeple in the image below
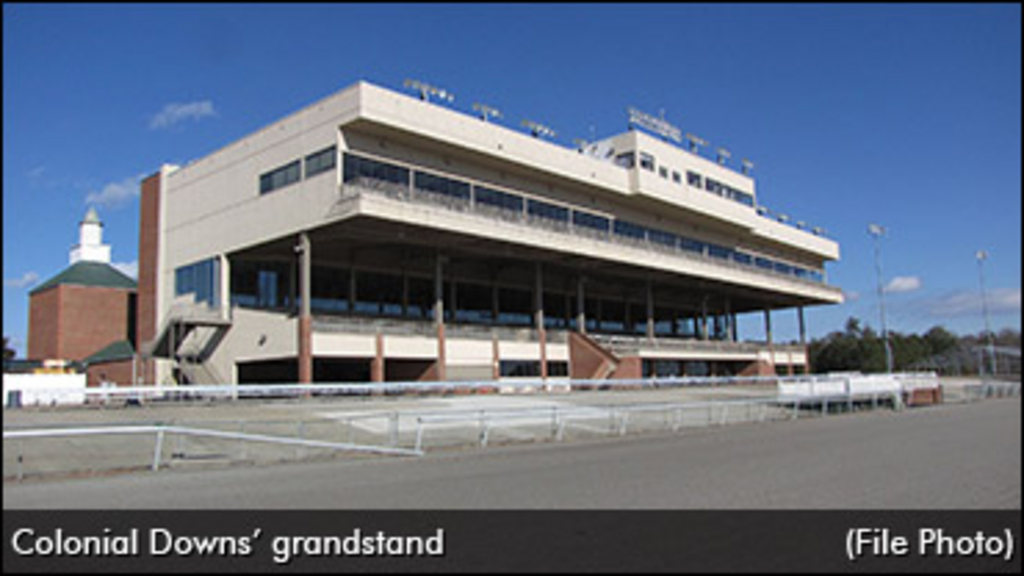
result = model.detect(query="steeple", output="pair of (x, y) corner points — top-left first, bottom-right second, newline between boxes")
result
(69, 207), (112, 264)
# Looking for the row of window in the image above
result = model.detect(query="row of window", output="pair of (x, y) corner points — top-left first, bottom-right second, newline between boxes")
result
(259, 146), (337, 195)
(174, 257), (221, 307)
(614, 151), (755, 207)
(341, 152), (824, 284)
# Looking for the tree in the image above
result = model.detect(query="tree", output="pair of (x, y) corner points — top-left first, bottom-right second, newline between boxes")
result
(3, 336), (15, 361)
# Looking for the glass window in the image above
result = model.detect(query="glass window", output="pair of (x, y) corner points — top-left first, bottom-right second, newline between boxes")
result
(475, 186), (523, 212)
(572, 210), (610, 232)
(175, 258), (220, 307)
(707, 244), (732, 260)
(672, 171), (681, 184)
(687, 171), (702, 188)
(648, 228), (677, 248)
(680, 237), (705, 254)
(614, 152), (635, 169)
(755, 257), (773, 270)
(658, 166), (668, 179)
(500, 360), (541, 377)
(639, 153), (655, 171)
(733, 251), (753, 265)
(304, 146), (336, 178)
(613, 219), (646, 240)
(342, 153), (410, 187)
(527, 199), (569, 222)
(259, 160), (301, 194)
(414, 171), (471, 201)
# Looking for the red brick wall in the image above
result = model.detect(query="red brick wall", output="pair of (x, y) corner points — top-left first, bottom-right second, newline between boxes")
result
(87, 359), (135, 387)
(137, 172), (161, 383)
(28, 287), (61, 360)
(58, 284), (134, 361)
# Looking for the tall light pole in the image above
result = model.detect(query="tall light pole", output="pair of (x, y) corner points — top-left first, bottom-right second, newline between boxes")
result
(868, 224), (894, 373)
(976, 250), (998, 377)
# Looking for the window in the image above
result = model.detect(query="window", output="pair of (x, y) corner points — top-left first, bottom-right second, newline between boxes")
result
(733, 251), (753, 265)
(527, 199), (569, 222)
(774, 261), (793, 275)
(613, 219), (646, 241)
(659, 166), (668, 179)
(572, 210), (610, 232)
(680, 237), (705, 254)
(755, 257), (773, 270)
(707, 243), (732, 260)
(342, 153), (410, 188)
(687, 171), (702, 188)
(614, 152), (635, 169)
(705, 178), (724, 196)
(639, 152), (655, 172)
(672, 171), (681, 184)
(175, 258), (220, 307)
(475, 186), (523, 213)
(648, 228), (677, 248)
(259, 160), (301, 194)
(304, 146), (336, 178)
(500, 360), (541, 378)
(547, 361), (569, 377)
(414, 171), (471, 201)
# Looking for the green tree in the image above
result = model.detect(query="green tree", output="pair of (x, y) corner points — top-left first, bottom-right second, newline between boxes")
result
(3, 336), (15, 361)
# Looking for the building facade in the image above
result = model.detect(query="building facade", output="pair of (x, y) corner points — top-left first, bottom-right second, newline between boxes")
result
(138, 81), (842, 386)
(28, 208), (138, 385)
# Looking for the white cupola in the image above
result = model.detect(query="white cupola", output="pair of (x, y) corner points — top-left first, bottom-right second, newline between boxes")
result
(69, 207), (112, 264)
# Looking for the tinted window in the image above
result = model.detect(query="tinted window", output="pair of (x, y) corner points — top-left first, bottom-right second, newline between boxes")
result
(475, 186), (523, 212)
(527, 199), (569, 222)
(572, 210), (610, 232)
(304, 146), (336, 178)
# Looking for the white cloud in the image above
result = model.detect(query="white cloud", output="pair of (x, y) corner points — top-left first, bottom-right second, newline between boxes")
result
(4, 272), (39, 289)
(85, 174), (145, 209)
(927, 288), (1021, 318)
(28, 165), (46, 178)
(112, 260), (138, 280)
(149, 100), (217, 130)
(885, 276), (922, 294)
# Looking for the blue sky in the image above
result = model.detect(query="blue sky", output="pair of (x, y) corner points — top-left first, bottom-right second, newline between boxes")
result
(3, 3), (1021, 356)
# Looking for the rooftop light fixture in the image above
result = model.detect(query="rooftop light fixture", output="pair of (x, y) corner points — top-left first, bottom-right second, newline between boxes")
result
(741, 158), (755, 175)
(403, 79), (455, 104)
(521, 119), (556, 140)
(472, 102), (502, 122)
(685, 133), (707, 154)
(716, 147), (731, 165)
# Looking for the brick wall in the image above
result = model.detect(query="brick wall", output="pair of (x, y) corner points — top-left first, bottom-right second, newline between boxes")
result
(137, 172), (161, 383)
(86, 359), (135, 387)
(58, 285), (135, 361)
(27, 287), (61, 360)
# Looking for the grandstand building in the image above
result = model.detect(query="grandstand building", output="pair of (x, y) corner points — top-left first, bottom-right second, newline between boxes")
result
(137, 80), (842, 386)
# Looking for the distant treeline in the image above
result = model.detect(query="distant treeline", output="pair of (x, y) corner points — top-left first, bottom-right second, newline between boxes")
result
(808, 318), (1021, 375)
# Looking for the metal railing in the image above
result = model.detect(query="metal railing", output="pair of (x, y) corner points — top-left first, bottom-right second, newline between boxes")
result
(3, 422), (422, 482)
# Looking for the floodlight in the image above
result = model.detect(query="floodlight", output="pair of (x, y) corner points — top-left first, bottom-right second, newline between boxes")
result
(741, 158), (755, 175)
(868, 223), (886, 237)
(812, 226), (825, 236)
(716, 147), (731, 165)
(685, 133), (707, 153)
(976, 250), (988, 261)
(521, 119), (556, 139)
(472, 102), (502, 122)
(777, 213), (790, 223)
(403, 79), (455, 103)
(756, 206), (769, 216)
(572, 138), (588, 152)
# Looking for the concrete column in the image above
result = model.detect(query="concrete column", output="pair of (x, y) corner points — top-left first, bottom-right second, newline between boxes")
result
(435, 254), (446, 381)
(645, 281), (655, 340)
(401, 272), (409, 317)
(724, 298), (734, 342)
(297, 232), (312, 384)
(798, 306), (809, 374)
(492, 336), (500, 380)
(700, 298), (709, 341)
(348, 266), (356, 312)
(491, 281), (500, 325)
(576, 276), (586, 334)
(219, 254), (230, 313)
(764, 308), (775, 370)
(371, 332), (384, 383)
(535, 263), (547, 380)
(288, 259), (297, 313)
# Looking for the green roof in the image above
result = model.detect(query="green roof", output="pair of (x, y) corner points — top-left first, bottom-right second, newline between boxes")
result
(84, 340), (135, 364)
(30, 261), (137, 295)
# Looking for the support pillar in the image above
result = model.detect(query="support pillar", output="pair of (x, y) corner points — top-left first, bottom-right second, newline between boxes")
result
(645, 281), (655, 340)
(435, 254), (446, 381)
(535, 263), (547, 380)
(724, 298), (734, 342)
(297, 232), (312, 384)
(576, 276), (586, 334)
(764, 308), (775, 372)
(371, 332), (384, 382)
(700, 297), (709, 341)
(401, 272), (409, 317)
(798, 306), (809, 374)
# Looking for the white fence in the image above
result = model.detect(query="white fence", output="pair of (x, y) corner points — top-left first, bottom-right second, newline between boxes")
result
(3, 374), (87, 407)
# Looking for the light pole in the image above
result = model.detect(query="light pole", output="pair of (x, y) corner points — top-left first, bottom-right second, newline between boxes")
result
(976, 250), (998, 377)
(868, 224), (894, 373)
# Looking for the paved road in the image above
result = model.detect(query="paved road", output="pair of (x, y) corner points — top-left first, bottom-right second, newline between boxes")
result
(4, 399), (1019, 509)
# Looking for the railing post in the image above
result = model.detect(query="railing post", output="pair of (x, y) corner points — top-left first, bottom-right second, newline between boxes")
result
(17, 442), (24, 482)
(792, 399), (800, 420)
(478, 411), (489, 448)
(415, 418), (424, 453)
(822, 398), (828, 416)
(152, 428), (165, 472)
(720, 404), (729, 426)
(618, 412), (629, 436)
(389, 412), (399, 447)
(555, 410), (565, 442)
